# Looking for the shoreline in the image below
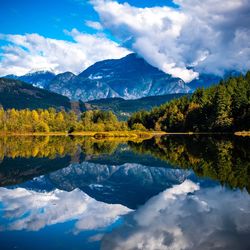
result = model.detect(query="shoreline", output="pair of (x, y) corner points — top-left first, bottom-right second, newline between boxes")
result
(234, 131), (250, 137)
(0, 131), (166, 138)
(0, 131), (249, 137)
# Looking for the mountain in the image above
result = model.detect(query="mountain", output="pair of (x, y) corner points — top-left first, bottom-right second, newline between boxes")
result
(5, 70), (56, 89)
(0, 76), (188, 115)
(188, 71), (241, 90)
(0, 78), (71, 110)
(4, 54), (236, 103)
(85, 93), (188, 119)
(48, 53), (191, 101)
(189, 74), (222, 89)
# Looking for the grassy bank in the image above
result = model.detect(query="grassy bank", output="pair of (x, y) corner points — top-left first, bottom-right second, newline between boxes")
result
(0, 130), (166, 139)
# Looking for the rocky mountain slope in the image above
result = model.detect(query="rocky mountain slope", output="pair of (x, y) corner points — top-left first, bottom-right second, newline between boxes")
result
(4, 54), (233, 103)
(5, 70), (56, 89)
(5, 54), (191, 101)
(0, 76), (188, 115)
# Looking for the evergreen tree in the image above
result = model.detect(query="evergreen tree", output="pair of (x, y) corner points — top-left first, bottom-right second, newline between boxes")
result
(214, 85), (233, 131)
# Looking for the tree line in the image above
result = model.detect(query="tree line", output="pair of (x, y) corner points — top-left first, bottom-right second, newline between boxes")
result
(0, 108), (128, 133)
(128, 72), (250, 132)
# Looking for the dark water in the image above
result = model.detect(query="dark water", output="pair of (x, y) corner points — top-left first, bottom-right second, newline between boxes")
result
(0, 135), (249, 250)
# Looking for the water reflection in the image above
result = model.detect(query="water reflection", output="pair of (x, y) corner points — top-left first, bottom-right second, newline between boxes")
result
(0, 135), (249, 193)
(41, 163), (189, 209)
(130, 135), (250, 192)
(0, 187), (130, 233)
(0, 136), (191, 209)
(101, 180), (250, 250)
(0, 135), (249, 250)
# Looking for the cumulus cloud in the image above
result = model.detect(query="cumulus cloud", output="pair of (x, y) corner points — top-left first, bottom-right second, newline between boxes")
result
(1, 0), (249, 82)
(85, 20), (103, 30)
(101, 180), (250, 250)
(0, 187), (131, 232)
(91, 0), (250, 82)
(0, 29), (129, 76)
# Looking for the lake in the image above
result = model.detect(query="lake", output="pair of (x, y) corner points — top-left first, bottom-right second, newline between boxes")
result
(0, 135), (249, 250)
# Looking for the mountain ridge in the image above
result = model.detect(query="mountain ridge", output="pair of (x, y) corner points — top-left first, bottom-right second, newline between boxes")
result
(3, 53), (235, 103)
(5, 53), (192, 101)
(0, 77), (188, 115)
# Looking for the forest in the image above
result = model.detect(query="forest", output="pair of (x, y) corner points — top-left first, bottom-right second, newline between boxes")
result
(128, 72), (250, 132)
(0, 108), (128, 133)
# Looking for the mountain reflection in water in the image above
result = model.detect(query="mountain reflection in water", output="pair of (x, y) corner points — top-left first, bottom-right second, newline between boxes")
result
(0, 135), (249, 250)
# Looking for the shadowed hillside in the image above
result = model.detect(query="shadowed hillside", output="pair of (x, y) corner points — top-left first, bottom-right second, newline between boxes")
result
(0, 78), (71, 110)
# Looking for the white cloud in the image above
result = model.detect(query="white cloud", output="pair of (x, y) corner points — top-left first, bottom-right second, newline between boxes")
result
(0, 29), (129, 76)
(85, 20), (103, 30)
(0, 187), (131, 232)
(101, 180), (250, 250)
(91, 0), (250, 82)
(1, 0), (249, 82)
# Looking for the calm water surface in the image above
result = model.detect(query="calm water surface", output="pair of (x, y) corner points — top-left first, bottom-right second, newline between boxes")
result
(0, 135), (249, 250)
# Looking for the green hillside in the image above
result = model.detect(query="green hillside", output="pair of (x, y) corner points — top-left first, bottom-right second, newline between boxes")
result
(0, 78), (71, 110)
(85, 93), (187, 119)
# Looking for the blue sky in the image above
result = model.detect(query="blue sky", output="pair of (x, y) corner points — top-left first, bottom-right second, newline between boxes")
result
(0, 0), (177, 41)
(0, 0), (249, 81)
(0, 0), (98, 40)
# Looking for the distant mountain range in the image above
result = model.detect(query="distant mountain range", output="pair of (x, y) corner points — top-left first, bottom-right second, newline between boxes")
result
(5, 70), (56, 89)
(2, 53), (233, 112)
(4, 54), (228, 103)
(0, 77), (187, 115)
(4, 53), (200, 102)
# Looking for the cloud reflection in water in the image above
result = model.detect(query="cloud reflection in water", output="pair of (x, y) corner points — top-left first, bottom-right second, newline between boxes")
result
(0, 187), (131, 233)
(101, 180), (250, 250)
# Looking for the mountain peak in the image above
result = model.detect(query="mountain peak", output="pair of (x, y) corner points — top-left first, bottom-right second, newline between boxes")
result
(4, 54), (192, 102)
(49, 53), (190, 101)
(26, 68), (56, 75)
